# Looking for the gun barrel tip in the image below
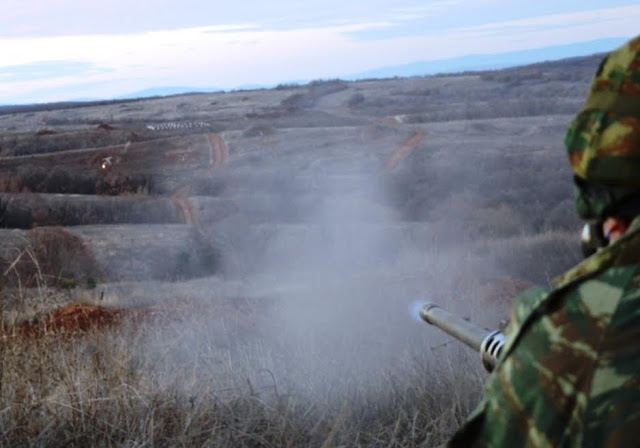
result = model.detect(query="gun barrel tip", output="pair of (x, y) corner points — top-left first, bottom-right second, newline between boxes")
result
(418, 302), (438, 323)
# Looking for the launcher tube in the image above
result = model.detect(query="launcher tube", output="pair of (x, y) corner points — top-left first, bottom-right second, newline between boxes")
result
(419, 302), (505, 372)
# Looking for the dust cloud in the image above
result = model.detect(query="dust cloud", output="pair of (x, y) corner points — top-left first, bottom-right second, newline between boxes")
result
(138, 138), (479, 410)
(136, 116), (581, 413)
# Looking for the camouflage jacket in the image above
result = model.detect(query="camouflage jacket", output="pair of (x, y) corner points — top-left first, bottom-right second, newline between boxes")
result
(446, 217), (640, 447)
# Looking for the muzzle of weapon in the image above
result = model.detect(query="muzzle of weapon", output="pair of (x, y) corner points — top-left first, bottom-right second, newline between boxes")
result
(419, 303), (505, 372)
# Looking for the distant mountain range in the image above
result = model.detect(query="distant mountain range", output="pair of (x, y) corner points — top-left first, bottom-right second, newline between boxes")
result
(115, 86), (223, 99)
(120, 37), (626, 99)
(0, 37), (629, 106)
(346, 37), (627, 80)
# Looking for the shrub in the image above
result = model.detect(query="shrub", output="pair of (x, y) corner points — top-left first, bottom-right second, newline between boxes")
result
(45, 166), (73, 193)
(2, 227), (105, 288)
(7, 164), (97, 195)
(347, 93), (366, 109)
(16, 164), (48, 192)
(281, 93), (313, 109)
(95, 174), (152, 195)
(308, 79), (348, 98)
(171, 231), (222, 280)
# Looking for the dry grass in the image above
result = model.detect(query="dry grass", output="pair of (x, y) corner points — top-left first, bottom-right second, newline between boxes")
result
(0, 302), (484, 447)
(0, 228), (488, 447)
(0, 223), (578, 447)
(1, 227), (103, 290)
(0, 233), (488, 446)
(0, 56), (596, 446)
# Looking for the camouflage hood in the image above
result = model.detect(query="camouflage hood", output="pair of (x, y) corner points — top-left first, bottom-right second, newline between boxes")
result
(565, 35), (640, 221)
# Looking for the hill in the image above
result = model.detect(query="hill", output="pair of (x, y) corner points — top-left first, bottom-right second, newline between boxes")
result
(0, 53), (596, 446)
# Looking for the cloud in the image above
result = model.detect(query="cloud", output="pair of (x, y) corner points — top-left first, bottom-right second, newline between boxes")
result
(201, 24), (262, 34)
(0, 60), (100, 82)
(390, 0), (473, 18)
(349, 3), (640, 42)
(0, 0), (499, 38)
(461, 4), (640, 35)
(0, 3), (638, 104)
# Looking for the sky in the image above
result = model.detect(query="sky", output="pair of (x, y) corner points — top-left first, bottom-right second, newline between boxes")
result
(0, 1), (638, 104)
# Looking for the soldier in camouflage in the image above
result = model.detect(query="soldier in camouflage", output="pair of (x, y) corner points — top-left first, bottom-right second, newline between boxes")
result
(446, 35), (640, 447)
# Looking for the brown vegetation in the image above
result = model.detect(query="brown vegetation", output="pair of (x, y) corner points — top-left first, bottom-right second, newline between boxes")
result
(35, 129), (57, 136)
(0, 294), (483, 447)
(5, 303), (125, 338)
(1, 226), (104, 288)
(0, 54), (598, 446)
(96, 123), (116, 131)
(3, 299), (218, 339)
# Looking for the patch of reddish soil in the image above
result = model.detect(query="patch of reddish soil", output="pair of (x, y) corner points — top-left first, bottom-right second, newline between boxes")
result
(5, 304), (125, 339)
(2, 300), (256, 340)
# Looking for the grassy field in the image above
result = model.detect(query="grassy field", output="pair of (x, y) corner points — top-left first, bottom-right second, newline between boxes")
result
(0, 297), (486, 447)
(0, 55), (596, 446)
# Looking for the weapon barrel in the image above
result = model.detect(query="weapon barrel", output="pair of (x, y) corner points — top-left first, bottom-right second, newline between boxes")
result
(419, 302), (506, 372)
(419, 303), (487, 351)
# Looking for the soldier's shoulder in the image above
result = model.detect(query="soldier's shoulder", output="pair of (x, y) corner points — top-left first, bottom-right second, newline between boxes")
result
(505, 260), (639, 340)
(508, 286), (549, 328)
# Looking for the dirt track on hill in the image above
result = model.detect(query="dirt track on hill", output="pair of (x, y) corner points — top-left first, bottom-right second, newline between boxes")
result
(207, 134), (228, 170)
(385, 131), (426, 172)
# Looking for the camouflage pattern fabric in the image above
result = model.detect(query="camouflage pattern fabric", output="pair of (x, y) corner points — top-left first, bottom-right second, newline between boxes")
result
(445, 216), (640, 447)
(565, 35), (640, 220)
